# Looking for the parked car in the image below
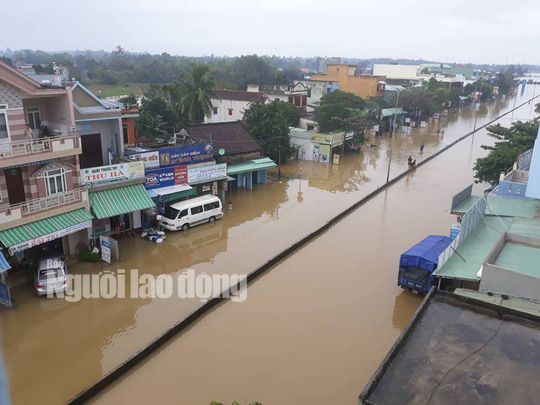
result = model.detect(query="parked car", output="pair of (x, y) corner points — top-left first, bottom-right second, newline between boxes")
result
(158, 195), (223, 231)
(34, 255), (68, 296)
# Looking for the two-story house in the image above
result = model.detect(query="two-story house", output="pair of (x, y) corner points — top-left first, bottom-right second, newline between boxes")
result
(204, 89), (266, 124)
(0, 60), (92, 261)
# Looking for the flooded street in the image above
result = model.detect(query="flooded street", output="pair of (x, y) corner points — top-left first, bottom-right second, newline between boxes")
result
(1, 90), (538, 405)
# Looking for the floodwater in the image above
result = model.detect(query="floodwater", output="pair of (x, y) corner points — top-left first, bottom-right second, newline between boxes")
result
(1, 90), (539, 405)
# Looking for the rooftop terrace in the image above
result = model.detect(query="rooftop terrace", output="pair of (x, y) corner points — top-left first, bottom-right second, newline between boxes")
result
(360, 290), (540, 405)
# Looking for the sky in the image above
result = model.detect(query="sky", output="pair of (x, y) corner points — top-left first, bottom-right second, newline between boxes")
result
(3, 0), (540, 65)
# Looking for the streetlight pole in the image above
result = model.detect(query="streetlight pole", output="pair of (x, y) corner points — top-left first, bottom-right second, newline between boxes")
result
(386, 87), (401, 184)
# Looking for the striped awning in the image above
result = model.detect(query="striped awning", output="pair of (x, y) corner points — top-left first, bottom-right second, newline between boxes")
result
(0, 208), (93, 253)
(90, 184), (156, 219)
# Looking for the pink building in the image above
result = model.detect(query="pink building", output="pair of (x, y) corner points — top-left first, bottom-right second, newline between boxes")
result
(0, 60), (92, 261)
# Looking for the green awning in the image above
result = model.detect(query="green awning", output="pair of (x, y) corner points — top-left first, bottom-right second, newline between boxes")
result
(90, 184), (156, 219)
(150, 188), (197, 203)
(0, 208), (93, 251)
(227, 157), (277, 175)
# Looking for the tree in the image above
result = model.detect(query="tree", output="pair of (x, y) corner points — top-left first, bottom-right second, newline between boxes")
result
(473, 119), (539, 184)
(118, 92), (138, 105)
(135, 111), (168, 143)
(388, 88), (437, 119)
(243, 100), (298, 162)
(315, 90), (365, 133)
(333, 100), (380, 143)
(179, 64), (218, 124)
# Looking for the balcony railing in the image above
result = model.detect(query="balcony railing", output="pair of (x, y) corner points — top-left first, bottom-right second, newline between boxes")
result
(0, 135), (80, 160)
(0, 188), (87, 226)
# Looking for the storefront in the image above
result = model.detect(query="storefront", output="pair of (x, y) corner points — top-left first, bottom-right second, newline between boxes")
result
(227, 158), (277, 189)
(0, 208), (93, 260)
(310, 133), (344, 164)
(83, 162), (156, 238)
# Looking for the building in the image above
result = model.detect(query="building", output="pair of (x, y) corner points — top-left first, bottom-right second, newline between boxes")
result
(294, 80), (340, 106)
(372, 64), (424, 83)
(121, 104), (139, 146)
(247, 83), (308, 114)
(71, 82), (124, 169)
(82, 161), (156, 237)
(204, 89), (266, 124)
(179, 122), (276, 189)
(310, 65), (385, 99)
(289, 128), (344, 163)
(318, 57), (342, 74)
(0, 60), (92, 262)
(360, 289), (540, 405)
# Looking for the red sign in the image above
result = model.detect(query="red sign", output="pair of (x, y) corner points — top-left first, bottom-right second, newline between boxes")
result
(174, 166), (188, 184)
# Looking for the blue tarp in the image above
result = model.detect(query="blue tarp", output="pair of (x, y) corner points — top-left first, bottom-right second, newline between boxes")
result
(0, 254), (10, 273)
(400, 235), (453, 273)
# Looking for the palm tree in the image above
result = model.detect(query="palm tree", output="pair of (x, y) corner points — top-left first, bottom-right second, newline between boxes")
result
(135, 111), (168, 143)
(179, 64), (218, 124)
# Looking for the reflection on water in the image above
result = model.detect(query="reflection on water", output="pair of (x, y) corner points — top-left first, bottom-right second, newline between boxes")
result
(1, 90), (538, 405)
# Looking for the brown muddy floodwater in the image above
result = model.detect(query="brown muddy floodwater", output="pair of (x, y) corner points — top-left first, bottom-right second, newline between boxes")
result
(1, 90), (539, 405)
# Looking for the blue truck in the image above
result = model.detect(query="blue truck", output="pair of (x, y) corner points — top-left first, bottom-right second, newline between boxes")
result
(398, 235), (453, 294)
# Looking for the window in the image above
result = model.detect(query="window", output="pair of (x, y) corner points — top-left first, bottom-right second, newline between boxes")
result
(191, 206), (203, 215)
(44, 169), (67, 196)
(0, 111), (9, 140)
(213, 107), (218, 115)
(228, 108), (233, 116)
(26, 107), (41, 130)
(204, 202), (219, 211)
(179, 209), (188, 218)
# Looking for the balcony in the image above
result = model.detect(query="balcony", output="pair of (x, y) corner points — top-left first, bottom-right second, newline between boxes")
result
(0, 135), (82, 169)
(0, 188), (88, 231)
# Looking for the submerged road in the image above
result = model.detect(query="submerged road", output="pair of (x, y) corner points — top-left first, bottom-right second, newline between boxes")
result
(1, 90), (538, 404)
(89, 92), (540, 405)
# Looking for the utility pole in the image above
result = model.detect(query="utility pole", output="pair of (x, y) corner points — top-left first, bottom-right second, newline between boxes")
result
(386, 88), (401, 184)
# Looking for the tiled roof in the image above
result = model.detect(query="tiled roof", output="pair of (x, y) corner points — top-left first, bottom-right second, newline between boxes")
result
(213, 89), (266, 103)
(182, 122), (262, 156)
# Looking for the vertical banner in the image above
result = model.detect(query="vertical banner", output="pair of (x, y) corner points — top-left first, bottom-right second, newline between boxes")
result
(100, 236), (111, 264)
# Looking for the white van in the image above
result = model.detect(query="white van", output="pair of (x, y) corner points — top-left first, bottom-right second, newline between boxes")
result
(158, 195), (223, 231)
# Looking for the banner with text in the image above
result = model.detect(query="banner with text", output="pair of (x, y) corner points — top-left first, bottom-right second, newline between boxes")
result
(82, 162), (145, 185)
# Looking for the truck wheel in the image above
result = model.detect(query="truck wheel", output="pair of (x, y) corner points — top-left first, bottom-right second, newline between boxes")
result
(209, 216), (215, 223)
(182, 223), (190, 231)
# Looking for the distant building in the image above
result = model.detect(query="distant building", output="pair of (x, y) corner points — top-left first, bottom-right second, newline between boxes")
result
(247, 83), (308, 114)
(205, 89), (266, 124)
(310, 65), (385, 99)
(372, 64), (424, 83)
(318, 57), (342, 74)
(294, 80), (340, 106)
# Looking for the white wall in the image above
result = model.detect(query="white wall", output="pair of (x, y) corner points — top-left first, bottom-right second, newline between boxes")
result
(526, 127), (540, 199)
(373, 64), (421, 80)
(204, 99), (250, 123)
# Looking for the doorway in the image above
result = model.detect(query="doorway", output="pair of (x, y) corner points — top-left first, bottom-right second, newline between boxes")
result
(5, 168), (25, 205)
(80, 134), (103, 169)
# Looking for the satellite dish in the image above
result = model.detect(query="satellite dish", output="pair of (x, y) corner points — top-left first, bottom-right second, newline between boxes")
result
(218, 148), (225, 156)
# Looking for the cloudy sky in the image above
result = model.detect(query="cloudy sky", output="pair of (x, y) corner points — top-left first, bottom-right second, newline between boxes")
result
(4, 0), (540, 65)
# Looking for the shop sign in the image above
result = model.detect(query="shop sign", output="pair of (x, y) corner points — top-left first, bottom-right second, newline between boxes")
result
(450, 223), (462, 239)
(100, 236), (111, 264)
(9, 220), (92, 254)
(333, 154), (340, 165)
(187, 163), (227, 184)
(212, 181), (218, 195)
(158, 144), (214, 167)
(127, 151), (160, 169)
(144, 166), (188, 190)
(222, 180), (228, 192)
(202, 185), (211, 192)
(82, 162), (145, 185)
(318, 145), (331, 163)
(0, 284), (12, 308)
(311, 133), (344, 145)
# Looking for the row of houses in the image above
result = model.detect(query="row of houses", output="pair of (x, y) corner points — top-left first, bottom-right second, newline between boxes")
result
(0, 60), (276, 285)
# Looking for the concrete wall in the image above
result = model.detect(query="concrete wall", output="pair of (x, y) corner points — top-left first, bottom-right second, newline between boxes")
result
(525, 126), (540, 199)
(480, 265), (540, 301)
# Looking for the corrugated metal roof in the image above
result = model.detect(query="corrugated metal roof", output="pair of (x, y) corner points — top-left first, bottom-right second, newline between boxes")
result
(227, 158), (276, 175)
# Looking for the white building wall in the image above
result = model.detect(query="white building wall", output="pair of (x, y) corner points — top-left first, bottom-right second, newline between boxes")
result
(204, 99), (251, 123)
(373, 64), (422, 80)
